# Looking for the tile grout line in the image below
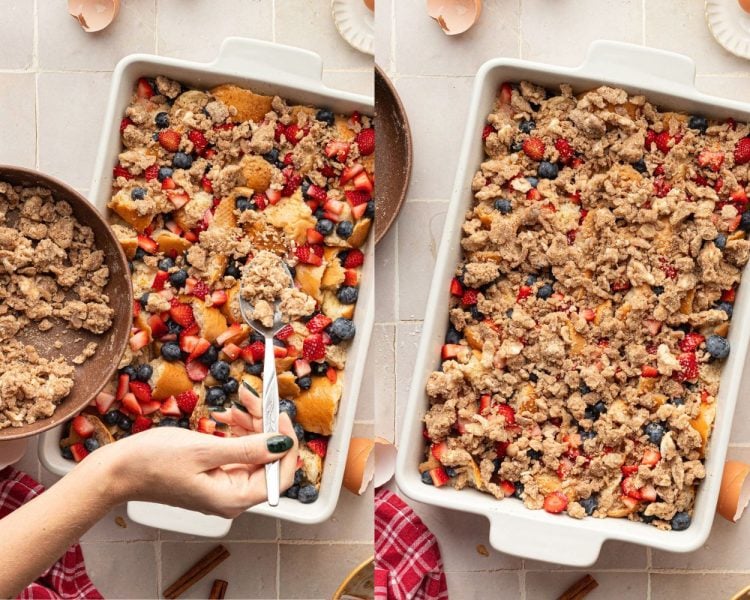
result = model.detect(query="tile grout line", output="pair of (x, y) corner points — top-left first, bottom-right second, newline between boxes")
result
(33, 0), (39, 171)
(154, 0), (159, 54)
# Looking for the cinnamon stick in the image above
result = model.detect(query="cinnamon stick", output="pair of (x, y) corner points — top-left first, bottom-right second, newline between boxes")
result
(557, 574), (599, 600)
(209, 579), (228, 599)
(163, 544), (230, 599)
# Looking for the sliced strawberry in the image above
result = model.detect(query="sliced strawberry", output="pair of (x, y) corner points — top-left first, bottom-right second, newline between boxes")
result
(344, 190), (370, 209)
(441, 344), (463, 360)
(296, 245), (323, 266)
(679, 332), (705, 352)
(621, 464), (639, 475)
(162, 177), (176, 190)
(175, 390), (198, 415)
(188, 337), (211, 361)
(144, 164), (159, 181)
(676, 352), (699, 381)
(499, 82), (513, 105)
(265, 188), (281, 205)
(735, 138), (750, 165)
(169, 301), (195, 327)
(136, 77), (154, 99)
(180, 334), (200, 354)
(94, 391), (116, 415)
(197, 417), (216, 434)
(302, 333), (326, 361)
(621, 476), (642, 499)
(581, 308), (596, 322)
(284, 123), (303, 145)
(276, 324), (294, 340)
(641, 365), (659, 378)
(274, 345), (289, 359)
(116, 373), (130, 401)
(306, 313), (333, 334)
(356, 128), (375, 155)
(479, 394), (492, 413)
(167, 189), (190, 209)
(461, 289), (478, 306)
(200, 176), (213, 194)
(429, 466), (450, 487)
(430, 441), (449, 462)
(496, 404), (515, 426)
(186, 359), (208, 382)
(353, 171), (373, 193)
(72, 415), (94, 438)
(522, 137), (545, 161)
(129, 380), (152, 404)
(158, 129), (181, 152)
(622, 495), (640, 511)
(306, 227), (325, 244)
(129, 330), (150, 352)
(326, 366), (337, 383)
(482, 124), (494, 140)
(325, 140), (351, 162)
(611, 280), (631, 292)
(121, 392), (143, 416)
(242, 341), (266, 364)
(307, 437), (328, 457)
(131, 415), (152, 434)
(642, 449), (661, 466)
(137, 234), (158, 254)
(342, 249), (365, 269)
(160, 396), (181, 417)
(644, 319), (662, 336)
(697, 149), (725, 172)
(209, 290), (227, 307)
(499, 480), (516, 498)
(215, 323), (243, 346)
(188, 129), (208, 155)
(344, 270), (359, 287)
(517, 285), (533, 301)
(70, 443), (89, 462)
(221, 342), (242, 361)
(543, 491), (568, 514)
(555, 138), (574, 164)
(639, 484), (657, 502)
(120, 117), (133, 133)
(148, 314), (168, 340)
(113, 163), (133, 181)
(341, 164), (365, 184)
(655, 131), (672, 154)
(152, 270), (169, 292)
(722, 288), (736, 303)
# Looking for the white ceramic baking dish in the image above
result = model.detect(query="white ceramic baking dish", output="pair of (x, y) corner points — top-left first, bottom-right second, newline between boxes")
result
(38, 37), (374, 537)
(396, 40), (750, 566)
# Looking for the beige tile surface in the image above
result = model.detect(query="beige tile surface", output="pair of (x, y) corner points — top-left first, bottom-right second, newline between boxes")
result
(81, 541), (159, 599)
(526, 571), (648, 599)
(371, 324), (396, 440)
(394, 321), (423, 446)
(81, 506), (159, 543)
(159, 512), (279, 542)
(281, 487), (373, 542)
(444, 571), (521, 599)
(0, 0), (34, 69)
(650, 573), (750, 600)
(0, 74), (36, 169)
(525, 539), (647, 571)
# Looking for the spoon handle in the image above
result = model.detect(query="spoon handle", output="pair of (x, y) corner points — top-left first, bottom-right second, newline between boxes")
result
(262, 335), (280, 506)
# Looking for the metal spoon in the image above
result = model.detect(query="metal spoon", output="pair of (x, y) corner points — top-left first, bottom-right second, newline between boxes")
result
(237, 262), (294, 507)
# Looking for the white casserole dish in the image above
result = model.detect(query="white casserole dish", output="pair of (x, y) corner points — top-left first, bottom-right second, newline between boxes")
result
(38, 37), (374, 537)
(395, 40), (750, 566)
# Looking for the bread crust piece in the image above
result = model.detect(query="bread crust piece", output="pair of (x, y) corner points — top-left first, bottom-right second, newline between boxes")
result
(262, 191), (316, 246)
(210, 84), (273, 123)
(150, 358), (193, 401)
(240, 155), (273, 192)
(109, 193), (154, 232)
(294, 374), (343, 436)
(155, 230), (192, 255)
(192, 299), (229, 343)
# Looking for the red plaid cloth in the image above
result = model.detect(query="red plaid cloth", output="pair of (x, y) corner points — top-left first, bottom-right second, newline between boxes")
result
(374, 489), (448, 600)
(0, 466), (102, 599)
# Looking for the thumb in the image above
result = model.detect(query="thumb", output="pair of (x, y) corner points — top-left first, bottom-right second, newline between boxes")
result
(199, 432), (294, 467)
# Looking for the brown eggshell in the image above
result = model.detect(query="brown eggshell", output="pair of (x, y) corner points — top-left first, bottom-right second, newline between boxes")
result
(343, 437), (374, 495)
(373, 437), (397, 488)
(426, 0), (482, 35)
(718, 460), (750, 522)
(68, 0), (120, 33)
(364, 0), (374, 11)
(740, 0), (750, 14)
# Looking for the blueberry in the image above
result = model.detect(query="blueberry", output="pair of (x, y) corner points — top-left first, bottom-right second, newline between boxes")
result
(365, 200), (375, 219)
(178, 417), (190, 429)
(250, 331), (265, 343)
(671, 511), (691, 531)
(83, 438), (100, 452)
(336, 221), (354, 239)
(293, 423), (305, 442)
(159, 418), (178, 427)
(136, 363), (153, 382)
(158, 256), (175, 271)
(706, 334), (730, 359)
(580, 495), (598, 516)
(470, 305), (484, 320)
(263, 148), (280, 164)
(223, 377), (239, 395)
(526, 176), (539, 188)
(509, 141), (523, 153)
(445, 467), (457, 478)
(122, 365), (137, 379)
(131, 187), (147, 200)
(280, 399), (297, 420)
(61, 446), (73, 460)
(688, 115), (708, 133)
(310, 361), (329, 377)
(169, 269), (188, 288)
(492, 458), (502, 473)
(157, 166), (173, 181)
(652, 285), (664, 296)
(139, 292), (151, 308)
(644, 422), (665, 445)
(316, 218), (334, 236)
(528, 372), (538, 383)
(161, 342), (182, 362)
(716, 301), (733, 319)
(316, 109), (335, 126)
(527, 449), (543, 460)
(580, 430), (596, 441)
(152, 132), (159, 142)
(172, 152), (193, 169)
(286, 485), (300, 499)
(505, 308), (514, 318)
(529, 101), (541, 111)
(594, 401), (607, 415)
(632, 158), (648, 174)
(294, 468), (304, 485)
(206, 386), (226, 406)
(103, 410), (121, 426)
(639, 512), (657, 524)
(288, 265), (296, 280)
(118, 415), (133, 431)
(514, 482), (525, 499)
(337, 286), (358, 304)
(155, 112), (170, 129)
(538, 161), (559, 179)
(714, 234), (727, 249)
(210, 360), (230, 382)
(235, 195), (252, 212)
(421, 471), (434, 485)
(245, 362), (264, 376)
(519, 119), (536, 133)
(301, 180), (311, 197)
(526, 274), (537, 285)
(330, 318), (356, 341)
(537, 283), (553, 299)
(584, 405), (598, 420)
(670, 397), (685, 406)
(494, 199), (512, 214)
(166, 320), (183, 336)
(741, 212), (750, 232)
(297, 375), (312, 390)
(445, 326), (462, 344)
(579, 383), (591, 395)
(225, 261), (241, 279)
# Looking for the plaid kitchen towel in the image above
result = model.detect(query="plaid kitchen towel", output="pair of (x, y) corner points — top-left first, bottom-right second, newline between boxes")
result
(374, 489), (448, 600)
(0, 466), (103, 600)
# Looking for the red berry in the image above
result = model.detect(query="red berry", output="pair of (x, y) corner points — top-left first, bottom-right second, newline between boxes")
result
(554, 138), (574, 164)
(302, 333), (326, 361)
(129, 380), (153, 403)
(120, 117), (133, 133)
(355, 128), (375, 156)
(192, 281), (210, 300)
(188, 129), (208, 155)
(342, 249), (365, 269)
(735, 138), (750, 165)
(482, 124), (494, 140)
(176, 390), (198, 414)
(679, 332), (705, 352)
(655, 131), (672, 154)
(461, 289), (478, 306)
(144, 164), (159, 181)
(543, 491), (568, 514)
(131, 415), (153, 434)
(158, 130), (181, 152)
(522, 137), (545, 161)
(306, 438), (328, 457)
(306, 313), (333, 334)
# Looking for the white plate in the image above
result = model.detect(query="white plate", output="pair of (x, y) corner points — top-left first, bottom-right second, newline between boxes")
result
(706, 0), (750, 60)
(332, 0), (374, 56)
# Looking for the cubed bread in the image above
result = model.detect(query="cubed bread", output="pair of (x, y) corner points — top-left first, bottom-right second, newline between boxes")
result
(192, 300), (229, 342)
(174, 191), (213, 232)
(240, 155), (273, 192)
(263, 191), (316, 246)
(295, 264), (326, 303)
(294, 375), (343, 436)
(278, 371), (300, 398)
(321, 290), (355, 321)
(155, 230), (192, 255)
(150, 358), (193, 401)
(211, 84), (273, 123)
(299, 445), (323, 485)
(347, 218), (371, 248)
(109, 191), (154, 232)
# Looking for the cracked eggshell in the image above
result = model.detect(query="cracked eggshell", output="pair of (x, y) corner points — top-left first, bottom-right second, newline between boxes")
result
(427, 0), (482, 35)
(343, 437), (374, 495)
(373, 437), (397, 488)
(718, 460), (750, 522)
(364, 0), (374, 12)
(68, 0), (120, 33)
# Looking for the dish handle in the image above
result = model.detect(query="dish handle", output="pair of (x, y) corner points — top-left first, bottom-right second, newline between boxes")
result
(579, 40), (696, 91)
(487, 512), (605, 567)
(210, 37), (323, 84)
(127, 501), (233, 538)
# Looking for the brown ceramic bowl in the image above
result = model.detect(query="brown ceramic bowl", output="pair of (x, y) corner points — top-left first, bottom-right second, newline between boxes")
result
(0, 166), (132, 441)
(375, 65), (412, 244)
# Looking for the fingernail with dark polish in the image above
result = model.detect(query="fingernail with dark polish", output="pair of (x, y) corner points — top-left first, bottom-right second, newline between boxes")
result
(267, 435), (294, 453)
(232, 400), (248, 413)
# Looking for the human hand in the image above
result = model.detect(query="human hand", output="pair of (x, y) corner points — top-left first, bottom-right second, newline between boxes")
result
(94, 385), (298, 518)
